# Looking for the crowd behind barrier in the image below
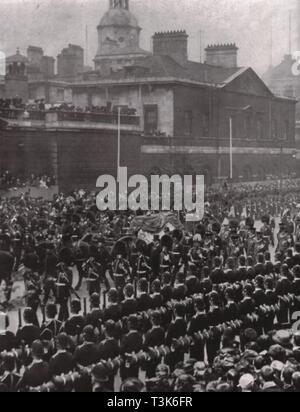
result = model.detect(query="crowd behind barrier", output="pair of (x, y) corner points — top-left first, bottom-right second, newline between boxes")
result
(0, 180), (299, 392)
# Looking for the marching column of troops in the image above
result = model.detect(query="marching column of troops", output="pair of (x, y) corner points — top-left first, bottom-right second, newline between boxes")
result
(0, 181), (300, 392)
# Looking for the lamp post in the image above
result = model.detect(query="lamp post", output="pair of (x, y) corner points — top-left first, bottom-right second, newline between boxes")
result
(226, 105), (252, 182)
(229, 116), (233, 180)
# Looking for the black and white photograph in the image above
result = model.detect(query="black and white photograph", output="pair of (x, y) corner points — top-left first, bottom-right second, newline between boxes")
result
(0, 0), (300, 396)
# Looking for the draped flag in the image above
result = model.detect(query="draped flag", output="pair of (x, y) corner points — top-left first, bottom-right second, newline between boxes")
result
(130, 212), (184, 234)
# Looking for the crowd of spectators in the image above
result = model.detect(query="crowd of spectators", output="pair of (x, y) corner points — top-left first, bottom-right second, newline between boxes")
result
(0, 171), (56, 191)
(0, 181), (299, 392)
(0, 98), (137, 116)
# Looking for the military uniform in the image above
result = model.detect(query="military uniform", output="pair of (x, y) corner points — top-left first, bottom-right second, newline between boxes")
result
(16, 324), (40, 346)
(104, 303), (122, 323)
(120, 330), (143, 380)
(74, 341), (99, 367)
(143, 325), (165, 378)
(0, 372), (20, 392)
(85, 308), (103, 329)
(49, 350), (74, 377)
(136, 253), (151, 280)
(165, 317), (187, 369)
(187, 312), (207, 361)
(121, 297), (138, 317)
(112, 257), (130, 288)
(41, 319), (62, 338)
(17, 360), (50, 390)
(137, 292), (152, 313)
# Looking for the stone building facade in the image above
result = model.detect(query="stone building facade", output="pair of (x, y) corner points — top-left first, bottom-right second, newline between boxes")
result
(0, 0), (298, 189)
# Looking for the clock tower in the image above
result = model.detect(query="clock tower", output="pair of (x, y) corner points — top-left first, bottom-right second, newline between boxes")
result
(94, 0), (149, 74)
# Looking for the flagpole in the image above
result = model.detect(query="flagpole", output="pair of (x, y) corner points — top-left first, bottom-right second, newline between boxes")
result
(117, 106), (121, 181)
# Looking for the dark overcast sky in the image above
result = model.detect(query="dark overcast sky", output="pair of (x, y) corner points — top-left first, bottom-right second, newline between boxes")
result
(0, 0), (299, 75)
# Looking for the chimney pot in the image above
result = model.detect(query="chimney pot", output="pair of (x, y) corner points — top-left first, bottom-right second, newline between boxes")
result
(205, 43), (238, 68)
(152, 30), (189, 66)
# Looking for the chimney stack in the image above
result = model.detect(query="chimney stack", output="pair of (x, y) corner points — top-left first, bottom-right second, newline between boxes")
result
(205, 43), (238, 68)
(152, 30), (189, 67)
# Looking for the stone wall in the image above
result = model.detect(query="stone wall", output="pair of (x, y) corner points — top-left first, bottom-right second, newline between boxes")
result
(0, 126), (141, 193)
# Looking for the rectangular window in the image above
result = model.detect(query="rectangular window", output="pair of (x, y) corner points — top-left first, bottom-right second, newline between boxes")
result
(144, 105), (158, 135)
(183, 111), (193, 137)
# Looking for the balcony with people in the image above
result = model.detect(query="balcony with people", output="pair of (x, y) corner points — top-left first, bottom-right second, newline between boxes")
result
(0, 98), (140, 130)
